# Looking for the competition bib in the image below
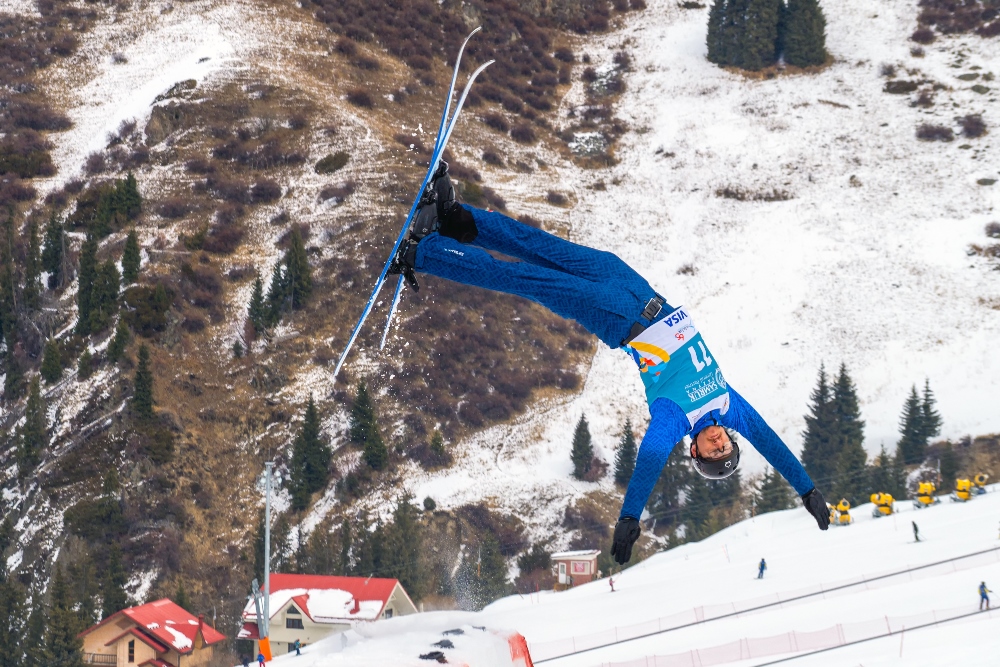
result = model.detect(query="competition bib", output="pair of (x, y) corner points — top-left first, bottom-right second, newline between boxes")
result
(623, 306), (729, 426)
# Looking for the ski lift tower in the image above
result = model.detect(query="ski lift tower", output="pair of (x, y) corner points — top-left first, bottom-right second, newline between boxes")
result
(259, 462), (274, 661)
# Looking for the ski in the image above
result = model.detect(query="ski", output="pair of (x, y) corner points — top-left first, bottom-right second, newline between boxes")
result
(332, 28), (493, 380)
(377, 57), (494, 350)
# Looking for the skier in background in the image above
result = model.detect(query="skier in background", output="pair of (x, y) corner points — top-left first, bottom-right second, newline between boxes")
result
(980, 582), (991, 610)
(391, 166), (831, 566)
(912, 521), (920, 542)
(294, 639), (301, 656)
(758, 558), (767, 579)
(257, 652), (265, 667)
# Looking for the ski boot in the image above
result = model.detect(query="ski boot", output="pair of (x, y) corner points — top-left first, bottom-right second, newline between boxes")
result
(389, 161), (477, 290)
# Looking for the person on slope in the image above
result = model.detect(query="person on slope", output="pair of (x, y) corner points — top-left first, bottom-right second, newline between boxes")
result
(758, 558), (767, 579)
(390, 165), (831, 564)
(980, 582), (991, 610)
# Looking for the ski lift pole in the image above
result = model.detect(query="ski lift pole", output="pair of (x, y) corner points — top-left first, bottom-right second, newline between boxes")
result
(260, 462), (274, 661)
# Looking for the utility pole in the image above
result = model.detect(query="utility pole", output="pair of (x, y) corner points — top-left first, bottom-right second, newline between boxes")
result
(260, 462), (274, 662)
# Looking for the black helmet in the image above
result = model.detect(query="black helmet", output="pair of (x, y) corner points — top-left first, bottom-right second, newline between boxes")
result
(690, 429), (740, 479)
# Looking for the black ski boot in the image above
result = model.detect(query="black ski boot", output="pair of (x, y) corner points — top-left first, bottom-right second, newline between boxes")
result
(389, 161), (477, 290)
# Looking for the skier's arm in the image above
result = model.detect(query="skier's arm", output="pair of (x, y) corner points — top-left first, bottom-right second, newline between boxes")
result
(619, 398), (691, 520)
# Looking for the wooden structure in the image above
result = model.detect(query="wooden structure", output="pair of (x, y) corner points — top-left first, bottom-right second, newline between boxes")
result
(552, 549), (600, 589)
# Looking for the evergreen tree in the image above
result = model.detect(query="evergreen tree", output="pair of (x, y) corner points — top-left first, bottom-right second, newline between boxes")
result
(868, 446), (893, 494)
(457, 535), (508, 610)
(265, 263), (286, 327)
(920, 379), (942, 444)
(3, 348), (22, 403)
(351, 516), (384, 577)
(897, 385), (925, 465)
(175, 579), (190, 612)
(779, 0), (827, 66)
(833, 432), (868, 505)
(648, 441), (689, 531)
(22, 606), (45, 667)
(706, 0), (729, 65)
(88, 261), (120, 333)
(248, 275), (267, 335)
(829, 364), (866, 502)
(338, 520), (352, 576)
(76, 235), (97, 336)
(363, 425), (388, 471)
(755, 466), (795, 513)
(289, 395), (331, 511)
(889, 449), (908, 498)
(383, 493), (425, 600)
(350, 382), (387, 470)
(24, 219), (41, 311)
(0, 576), (25, 667)
(107, 320), (129, 363)
(428, 430), (450, 466)
(284, 227), (312, 309)
(45, 567), (84, 667)
(570, 415), (593, 479)
(131, 344), (154, 420)
(738, 0), (782, 70)
(122, 229), (140, 284)
(304, 521), (337, 575)
(71, 554), (98, 628)
(42, 213), (64, 290)
(800, 364), (835, 493)
(41, 339), (62, 384)
(17, 377), (46, 478)
(120, 173), (142, 219)
(77, 349), (93, 380)
(613, 419), (637, 488)
(101, 543), (128, 619)
(683, 468), (715, 540)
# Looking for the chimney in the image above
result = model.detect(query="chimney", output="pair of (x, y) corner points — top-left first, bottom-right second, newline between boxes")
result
(351, 597), (360, 614)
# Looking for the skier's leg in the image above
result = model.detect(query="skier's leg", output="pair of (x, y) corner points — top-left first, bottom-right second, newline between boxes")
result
(463, 206), (660, 296)
(415, 232), (643, 347)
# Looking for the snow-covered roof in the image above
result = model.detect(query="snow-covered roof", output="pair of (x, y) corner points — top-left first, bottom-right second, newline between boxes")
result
(81, 599), (225, 653)
(551, 550), (601, 560)
(240, 574), (409, 627)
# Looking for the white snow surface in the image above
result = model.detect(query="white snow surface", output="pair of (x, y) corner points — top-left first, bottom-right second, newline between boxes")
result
(162, 624), (193, 651)
(270, 488), (1000, 666)
(241, 588), (383, 623)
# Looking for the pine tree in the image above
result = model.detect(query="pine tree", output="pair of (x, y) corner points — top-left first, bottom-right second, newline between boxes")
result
(800, 364), (835, 492)
(0, 576), (25, 667)
(107, 320), (130, 363)
(833, 433), (868, 505)
(755, 466), (795, 513)
(829, 364), (866, 502)
(284, 227), (312, 309)
(41, 339), (62, 384)
(17, 377), (46, 478)
(648, 441), (689, 531)
(72, 554), (98, 628)
(175, 579), (190, 612)
(101, 543), (128, 618)
(683, 469), (714, 540)
(76, 235), (97, 336)
(304, 520), (337, 575)
(265, 263), (286, 327)
(289, 395), (331, 511)
(119, 173), (142, 220)
(383, 493), (425, 600)
(23, 606), (45, 667)
(88, 261), (120, 333)
(3, 348), (22, 403)
(132, 344), (154, 420)
(45, 567), (84, 667)
(779, 0), (827, 66)
(889, 449), (908, 498)
(920, 379), (942, 445)
(122, 229), (140, 284)
(248, 274), (267, 335)
(570, 415), (593, 479)
(429, 430), (448, 466)
(338, 520), (352, 576)
(458, 535), (508, 610)
(613, 419), (637, 487)
(706, 0), (729, 65)
(42, 213), (64, 290)
(351, 516), (384, 577)
(868, 446), (893, 494)
(77, 349), (93, 380)
(939, 443), (958, 492)
(737, 0), (782, 70)
(350, 382), (388, 470)
(897, 385), (925, 465)
(24, 219), (41, 311)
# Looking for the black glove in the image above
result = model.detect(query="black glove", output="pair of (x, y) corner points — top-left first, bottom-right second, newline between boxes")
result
(802, 488), (830, 531)
(611, 517), (641, 565)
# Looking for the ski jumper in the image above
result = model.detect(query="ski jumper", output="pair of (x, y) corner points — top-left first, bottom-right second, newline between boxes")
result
(415, 206), (817, 519)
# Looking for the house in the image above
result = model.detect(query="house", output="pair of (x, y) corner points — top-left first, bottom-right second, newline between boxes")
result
(552, 549), (600, 588)
(79, 599), (226, 667)
(238, 573), (418, 655)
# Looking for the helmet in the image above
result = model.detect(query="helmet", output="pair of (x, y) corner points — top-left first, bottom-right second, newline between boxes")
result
(689, 429), (741, 479)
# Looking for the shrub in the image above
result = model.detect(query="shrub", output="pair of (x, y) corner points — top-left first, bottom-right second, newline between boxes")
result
(182, 316), (206, 333)
(184, 157), (215, 174)
(0, 177), (36, 204)
(582, 67), (598, 83)
(335, 37), (357, 56)
(353, 55), (380, 70)
(456, 503), (527, 556)
(482, 149), (504, 166)
(203, 221), (245, 254)
(916, 123), (954, 141)
(482, 112), (510, 134)
(632, 0), (647, 7)
(910, 46), (925, 57)
(958, 114), (986, 138)
(157, 197), (191, 219)
(613, 51), (632, 70)
(250, 179), (282, 203)
(346, 88), (374, 108)
(122, 284), (173, 335)
(911, 27), (936, 43)
(546, 190), (568, 206)
(84, 151), (107, 175)
(319, 181), (356, 203)
(206, 175), (250, 203)
(884, 80), (919, 94)
(554, 47), (574, 62)
(880, 63), (897, 77)
(985, 222), (1000, 239)
(913, 90), (935, 107)
(510, 123), (537, 144)
(423, 496), (436, 511)
(315, 151), (349, 174)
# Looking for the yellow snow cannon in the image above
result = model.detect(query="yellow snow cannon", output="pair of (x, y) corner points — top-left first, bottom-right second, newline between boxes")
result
(870, 492), (895, 518)
(952, 478), (973, 502)
(833, 498), (853, 525)
(827, 502), (836, 525)
(973, 473), (989, 495)
(913, 481), (940, 509)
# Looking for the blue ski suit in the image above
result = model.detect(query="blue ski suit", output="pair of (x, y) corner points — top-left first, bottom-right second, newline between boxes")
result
(414, 206), (817, 520)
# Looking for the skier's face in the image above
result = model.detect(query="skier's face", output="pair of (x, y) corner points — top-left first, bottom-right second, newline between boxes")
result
(692, 426), (733, 461)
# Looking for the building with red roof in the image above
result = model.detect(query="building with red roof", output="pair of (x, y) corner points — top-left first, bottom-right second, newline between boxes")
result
(238, 573), (417, 655)
(79, 599), (225, 667)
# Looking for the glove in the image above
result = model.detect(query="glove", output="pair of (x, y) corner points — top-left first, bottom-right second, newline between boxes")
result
(802, 488), (830, 531)
(610, 517), (641, 565)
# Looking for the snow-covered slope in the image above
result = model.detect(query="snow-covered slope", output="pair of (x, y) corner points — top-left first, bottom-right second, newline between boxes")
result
(280, 487), (1000, 666)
